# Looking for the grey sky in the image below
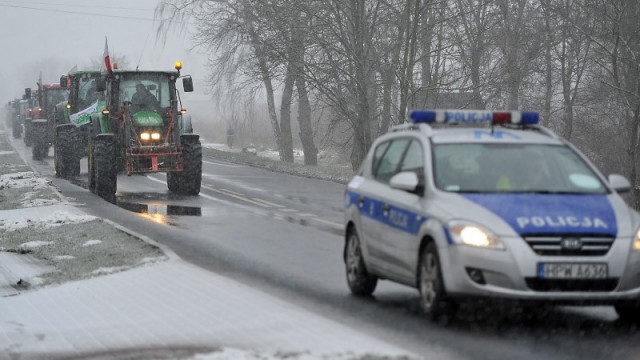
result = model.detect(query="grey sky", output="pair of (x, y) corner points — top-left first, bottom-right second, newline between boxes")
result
(0, 0), (208, 102)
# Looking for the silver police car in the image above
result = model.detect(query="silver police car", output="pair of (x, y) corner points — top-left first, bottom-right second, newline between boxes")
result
(344, 109), (640, 321)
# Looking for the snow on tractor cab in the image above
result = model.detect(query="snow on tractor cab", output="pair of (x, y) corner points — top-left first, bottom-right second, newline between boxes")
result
(88, 62), (200, 203)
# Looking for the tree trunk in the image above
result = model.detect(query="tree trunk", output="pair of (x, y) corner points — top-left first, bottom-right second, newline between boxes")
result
(249, 29), (284, 158)
(279, 63), (295, 163)
(541, 0), (553, 126)
(296, 75), (317, 165)
(379, 68), (394, 135)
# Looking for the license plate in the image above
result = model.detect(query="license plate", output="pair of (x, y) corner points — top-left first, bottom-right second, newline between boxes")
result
(538, 263), (608, 279)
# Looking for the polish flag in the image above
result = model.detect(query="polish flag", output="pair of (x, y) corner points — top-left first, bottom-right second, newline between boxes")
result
(103, 37), (112, 74)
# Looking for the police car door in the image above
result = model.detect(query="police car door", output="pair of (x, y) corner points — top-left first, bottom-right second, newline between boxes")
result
(377, 139), (426, 281)
(361, 138), (414, 278)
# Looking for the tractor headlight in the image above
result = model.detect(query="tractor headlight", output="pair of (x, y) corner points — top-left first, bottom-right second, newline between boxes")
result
(140, 132), (151, 141)
(151, 132), (161, 140)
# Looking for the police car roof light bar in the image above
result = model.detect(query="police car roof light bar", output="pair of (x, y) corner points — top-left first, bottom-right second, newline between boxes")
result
(409, 109), (539, 126)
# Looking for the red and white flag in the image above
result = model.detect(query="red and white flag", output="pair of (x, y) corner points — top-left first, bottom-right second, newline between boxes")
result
(103, 37), (112, 74)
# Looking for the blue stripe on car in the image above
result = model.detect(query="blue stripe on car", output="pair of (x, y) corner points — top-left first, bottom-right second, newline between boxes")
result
(460, 193), (617, 237)
(346, 191), (427, 236)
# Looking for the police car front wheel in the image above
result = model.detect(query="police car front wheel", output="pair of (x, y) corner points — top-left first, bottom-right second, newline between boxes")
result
(345, 229), (377, 296)
(419, 242), (457, 321)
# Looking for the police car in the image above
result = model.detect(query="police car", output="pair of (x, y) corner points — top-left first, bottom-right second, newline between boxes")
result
(344, 109), (640, 321)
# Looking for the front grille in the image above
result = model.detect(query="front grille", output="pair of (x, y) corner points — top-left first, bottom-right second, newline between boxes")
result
(525, 278), (618, 292)
(524, 235), (614, 256)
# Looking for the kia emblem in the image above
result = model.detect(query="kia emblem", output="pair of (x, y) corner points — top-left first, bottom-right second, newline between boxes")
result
(561, 237), (583, 250)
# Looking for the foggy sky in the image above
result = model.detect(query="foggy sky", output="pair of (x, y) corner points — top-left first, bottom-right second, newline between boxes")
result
(0, 0), (208, 103)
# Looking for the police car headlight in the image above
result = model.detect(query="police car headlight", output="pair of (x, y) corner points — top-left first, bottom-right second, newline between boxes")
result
(634, 228), (640, 251)
(448, 221), (504, 250)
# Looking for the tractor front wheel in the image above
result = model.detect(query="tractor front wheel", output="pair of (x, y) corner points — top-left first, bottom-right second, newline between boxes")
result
(173, 134), (202, 195)
(94, 134), (117, 203)
(55, 125), (80, 178)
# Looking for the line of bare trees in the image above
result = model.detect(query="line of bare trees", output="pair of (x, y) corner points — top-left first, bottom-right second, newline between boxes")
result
(156, 0), (640, 206)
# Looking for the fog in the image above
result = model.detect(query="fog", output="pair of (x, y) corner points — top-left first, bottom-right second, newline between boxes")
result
(0, 0), (209, 105)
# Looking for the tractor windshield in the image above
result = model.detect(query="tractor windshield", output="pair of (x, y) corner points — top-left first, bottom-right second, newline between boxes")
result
(77, 76), (102, 110)
(119, 73), (171, 114)
(45, 89), (69, 108)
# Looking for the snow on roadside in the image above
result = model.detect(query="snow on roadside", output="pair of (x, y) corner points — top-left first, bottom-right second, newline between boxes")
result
(91, 266), (131, 275)
(0, 150), (16, 156)
(202, 142), (305, 163)
(193, 348), (369, 360)
(19, 241), (53, 249)
(82, 240), (102, 247)
(20, 198), (59, 208)
(0, 208), (96, 232)
(0, 171), (50, 190)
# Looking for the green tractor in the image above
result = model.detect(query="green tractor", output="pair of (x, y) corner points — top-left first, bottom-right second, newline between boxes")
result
(31, 83), (69, 160)
(55, 71), (104, 178)
(89, 63), (201, 202)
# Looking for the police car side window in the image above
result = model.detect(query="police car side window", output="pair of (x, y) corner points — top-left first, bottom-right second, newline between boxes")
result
(372, 141), (390, 177)
(400, 141), (424, 174)
(374, 139), (410, 184)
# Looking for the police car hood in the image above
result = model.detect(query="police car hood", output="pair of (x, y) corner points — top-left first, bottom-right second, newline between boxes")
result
(437, 192), (635, 238)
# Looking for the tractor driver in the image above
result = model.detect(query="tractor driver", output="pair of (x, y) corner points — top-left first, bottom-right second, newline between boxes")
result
(131, 83), (160, 113)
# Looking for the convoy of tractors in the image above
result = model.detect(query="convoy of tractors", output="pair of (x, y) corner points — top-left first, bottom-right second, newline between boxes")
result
(4, 62), (202, 203)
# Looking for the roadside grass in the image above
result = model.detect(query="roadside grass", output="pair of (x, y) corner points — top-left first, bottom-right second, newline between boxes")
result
(202, 148), (354, 184)
(0, 220), (165, 286)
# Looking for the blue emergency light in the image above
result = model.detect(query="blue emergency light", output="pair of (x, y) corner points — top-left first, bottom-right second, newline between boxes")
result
(410, 109), (539, 125)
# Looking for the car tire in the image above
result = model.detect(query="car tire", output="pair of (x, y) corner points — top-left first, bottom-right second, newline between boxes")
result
(615, 302), (640, 322)
(419, 242), (457, 322)
(345, 228), (377, 296)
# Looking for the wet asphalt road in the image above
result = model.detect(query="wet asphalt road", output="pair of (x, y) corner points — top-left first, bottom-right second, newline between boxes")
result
(11, 137), (640, 360)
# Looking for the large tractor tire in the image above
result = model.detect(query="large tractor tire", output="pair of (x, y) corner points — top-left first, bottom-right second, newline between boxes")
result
(166, 171), (179, 193)
(94, 134), (117, 203)
(172, 134), (202, 195)
(88, 135), (97, 194)
(23, 119), (32, 147)
(12, 119), (22, 139)
(31, 121), (49, 160)
(55, 125), (80, 178)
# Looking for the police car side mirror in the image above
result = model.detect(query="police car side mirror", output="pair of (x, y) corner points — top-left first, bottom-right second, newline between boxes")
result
(390, 172), (420, 194)
(608, 174), (631, 193)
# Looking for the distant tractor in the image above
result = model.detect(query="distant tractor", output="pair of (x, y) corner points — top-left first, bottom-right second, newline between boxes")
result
(55, 71), (104, 178)
(31, 83), (69, 160)
(21, 88), (37, 146)
(89, 62), (200, 202)
(7, 99), (22, 139)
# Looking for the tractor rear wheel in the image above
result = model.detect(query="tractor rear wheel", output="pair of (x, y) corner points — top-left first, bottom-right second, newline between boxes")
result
(88, 136), (96, 193)
(95, 134), (117, 203)
(12, 120), (21, 139)
(175, 134), (202, 195)
(55, 125), (80, 178)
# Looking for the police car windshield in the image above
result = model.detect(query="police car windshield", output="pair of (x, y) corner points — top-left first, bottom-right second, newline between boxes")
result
(433, 143), (607, 194)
